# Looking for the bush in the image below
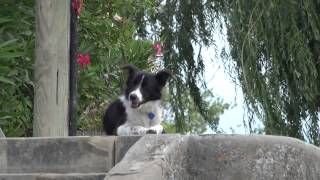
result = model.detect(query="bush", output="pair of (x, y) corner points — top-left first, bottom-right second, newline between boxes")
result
(77, 1), (155, 132)
(0, 1), (35, 136)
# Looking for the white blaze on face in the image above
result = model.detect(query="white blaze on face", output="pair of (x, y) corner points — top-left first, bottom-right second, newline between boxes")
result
(129, 75), (145, 102)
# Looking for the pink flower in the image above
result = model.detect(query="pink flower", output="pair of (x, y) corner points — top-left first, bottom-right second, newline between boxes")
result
(152, 43), (164, 57)
(77, 53), (91, 68)
(72, 0), (83, 16)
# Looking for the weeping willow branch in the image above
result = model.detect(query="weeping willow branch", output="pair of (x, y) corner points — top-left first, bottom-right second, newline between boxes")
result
(220, 0), (320, 145)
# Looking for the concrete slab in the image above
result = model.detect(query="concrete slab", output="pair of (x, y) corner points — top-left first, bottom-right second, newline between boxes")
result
(0, 173), (106, 180)
(106, 134), (320, 180)
(0, 136), (115, 174)
(106, 135), (189, 180)
(114, 136), (141, 164)
(0, 128), (4, 138)
(187, 135), (320, 180)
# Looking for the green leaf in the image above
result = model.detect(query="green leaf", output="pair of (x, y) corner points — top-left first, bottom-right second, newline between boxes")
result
(0, 65), (10, 72)
(0, 116), (11, 120)
(0, 39), (18, 49)
(0, 52), (24, 59)
(0, 76), (15, 85)
(0, 111), (14, 121)
(0, 17), (12, 24)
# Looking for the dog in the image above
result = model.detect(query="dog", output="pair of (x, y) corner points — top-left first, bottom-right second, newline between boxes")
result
(103, 64), (171, 135)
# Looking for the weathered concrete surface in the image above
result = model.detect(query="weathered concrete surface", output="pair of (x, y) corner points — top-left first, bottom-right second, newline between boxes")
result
(0, 128), (4, 138)
(186, 135), (320, 180)
(106, 134), (320, 180)
(0, 173), (106, 180)
(1, 135), (320, 180)
(106, 135), (189, 180)
(114, 136), (141, 164)
(0, 136), (115, 173)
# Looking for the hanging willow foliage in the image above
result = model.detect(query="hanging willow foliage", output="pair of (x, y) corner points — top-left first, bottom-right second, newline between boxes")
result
(130, 0), (223, 132)
(124, 0), (319, 143)
(219, 0), (320, 145)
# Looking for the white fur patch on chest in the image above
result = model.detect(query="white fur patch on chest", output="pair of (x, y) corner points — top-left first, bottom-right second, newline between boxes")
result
(119, 96), (162, 127)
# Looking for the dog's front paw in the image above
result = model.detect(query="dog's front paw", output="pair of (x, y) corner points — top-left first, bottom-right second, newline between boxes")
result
(117, 125), (147, 135)
(130, 126), (148, 135)
(146, 129), (157, 134)
(148, 125), (163, 134)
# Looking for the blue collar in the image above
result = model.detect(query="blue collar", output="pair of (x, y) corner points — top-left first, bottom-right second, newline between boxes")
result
(147, 112), (155, 120)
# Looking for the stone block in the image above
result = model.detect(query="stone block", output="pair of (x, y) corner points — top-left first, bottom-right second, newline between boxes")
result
(0, 128), (4, 138)
(106, 135), (189, 180)
(106, 134), (320, 180)
(114, 136), (141, 164)
(186, 135), (320, 180)
(0, 173), (106, 180)
(0, 136), (115, 174)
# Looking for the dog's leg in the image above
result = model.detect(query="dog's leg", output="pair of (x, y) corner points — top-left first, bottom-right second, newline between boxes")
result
(117, 125), (148, 135)
(147, 124), (163, 134)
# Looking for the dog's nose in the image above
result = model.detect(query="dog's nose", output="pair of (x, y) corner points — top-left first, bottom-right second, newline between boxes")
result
(129, 94), (138, 101)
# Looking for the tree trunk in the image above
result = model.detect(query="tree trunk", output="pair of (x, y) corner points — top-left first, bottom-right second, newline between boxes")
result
(33, 0), (70, 137)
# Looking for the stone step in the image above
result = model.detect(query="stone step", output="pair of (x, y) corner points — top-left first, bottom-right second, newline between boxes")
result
(0, 136), (142, 175)
(106, 134), (320, 180)
(0, 173), (106, 180)
(0, 136), (116, 174)
(0, 128), (5, 138)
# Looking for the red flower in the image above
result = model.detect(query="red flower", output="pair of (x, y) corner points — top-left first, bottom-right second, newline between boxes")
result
(77, 53), (91, 68)
(152, 43), (163, 57)
(72, 0), (83, 16)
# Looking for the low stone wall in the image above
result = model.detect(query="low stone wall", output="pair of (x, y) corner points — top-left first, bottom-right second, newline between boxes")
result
(0, 128), (4, 138)
(107, 134), (320, 180)
(0, 136), (141, 180)
(1, 135), (320, 180)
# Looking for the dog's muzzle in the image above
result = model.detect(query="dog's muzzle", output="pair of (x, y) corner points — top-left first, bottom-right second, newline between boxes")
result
(129, 94), (141, 108)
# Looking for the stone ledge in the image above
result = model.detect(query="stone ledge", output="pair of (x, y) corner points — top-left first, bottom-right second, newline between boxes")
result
(0, 136), (116, 174)
(106, 134), (320, 180)
(0, 128), (4, 138)
(114, 136), (141, 164)
(0, 173), (106, 180)
(1, 134), (320, 180)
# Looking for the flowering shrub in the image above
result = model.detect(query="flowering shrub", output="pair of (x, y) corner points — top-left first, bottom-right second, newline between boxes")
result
(152, 43), (163, 57)
(77, 53), (91, 68)
(77, 1), (154, 132)
(72, 0), (83, 17)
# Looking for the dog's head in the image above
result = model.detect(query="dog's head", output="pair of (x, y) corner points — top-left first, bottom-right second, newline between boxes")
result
(122, 64), (171, 108)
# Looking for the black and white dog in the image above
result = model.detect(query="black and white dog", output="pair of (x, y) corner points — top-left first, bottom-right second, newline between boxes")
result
(103, 64), (171, 135)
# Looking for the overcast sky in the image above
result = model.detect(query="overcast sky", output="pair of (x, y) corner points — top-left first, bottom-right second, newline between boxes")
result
(203, 48), (247, 134)
(199, 29), (249, 134)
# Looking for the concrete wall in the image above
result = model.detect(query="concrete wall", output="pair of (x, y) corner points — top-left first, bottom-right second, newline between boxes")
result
(0, 129), (4, 138)
(107, 135), (320, 180)
(0, 136), (140, 180)
(1, 135), (320, 180)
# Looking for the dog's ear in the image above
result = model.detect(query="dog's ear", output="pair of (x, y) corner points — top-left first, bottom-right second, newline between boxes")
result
(121, 64), (139, 77)
(156, 69), (171, 87)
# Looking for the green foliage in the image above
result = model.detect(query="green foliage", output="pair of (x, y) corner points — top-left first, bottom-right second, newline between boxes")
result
(163, 90), (229, 134)
(77, 0), (154, 131)
(0, 0), (317, 142)
(219, 0), (320, 144)
(0, 1), (35, 136)
(78, 0), (230, 133)
(130, 0), (226, 132)
(0, 0), (230, 136)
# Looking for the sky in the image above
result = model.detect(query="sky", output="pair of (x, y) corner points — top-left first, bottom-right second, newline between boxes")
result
(200, 29), (250, 134)
(203, 47), (247, 134)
